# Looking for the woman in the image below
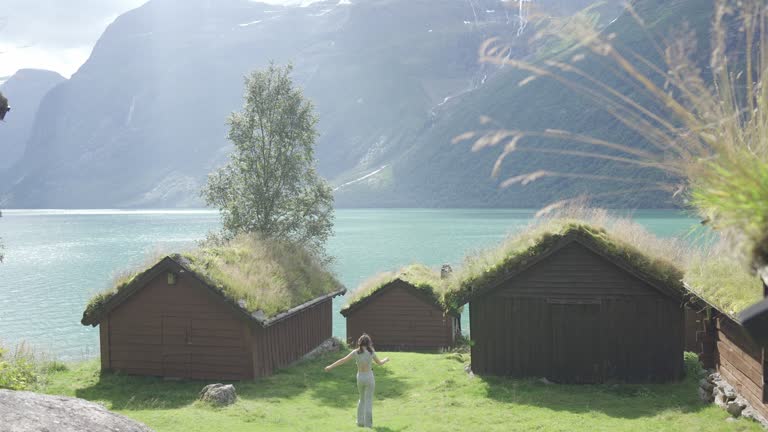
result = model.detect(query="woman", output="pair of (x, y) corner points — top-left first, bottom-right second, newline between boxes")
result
(324, 334), (390, 428)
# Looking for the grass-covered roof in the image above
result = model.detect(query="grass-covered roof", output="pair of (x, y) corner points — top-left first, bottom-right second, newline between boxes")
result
(683, 241), (765, 317)
(82, 235), (344, 326)
(342, 264), (460, 315)
(444, 210), (688, 309)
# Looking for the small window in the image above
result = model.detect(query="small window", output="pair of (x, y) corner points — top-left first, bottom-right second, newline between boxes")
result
(167, 272), (177, 285)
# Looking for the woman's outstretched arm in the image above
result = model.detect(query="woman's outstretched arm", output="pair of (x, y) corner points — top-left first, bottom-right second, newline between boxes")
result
(373, 354), (390, 366)
(324, 350), (355, 372)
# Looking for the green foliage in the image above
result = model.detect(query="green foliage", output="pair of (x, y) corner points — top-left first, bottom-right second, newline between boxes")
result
(40, 352), (761, 431)
(0, 347), (37, 390)
(0, 342), (61, 391)
(203, 63), (334, 259)
(683, 352), (704, 380)
(343, 264), (460, 314)
(83, 235), (342, 324)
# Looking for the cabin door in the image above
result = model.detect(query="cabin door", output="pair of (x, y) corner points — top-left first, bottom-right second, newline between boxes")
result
(549, 300), (602, 384)
(161, 316), (192, 378)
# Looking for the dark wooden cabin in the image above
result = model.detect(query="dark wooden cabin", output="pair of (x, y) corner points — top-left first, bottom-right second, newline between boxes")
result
(341, 268), (460, 351)
(82, 255), (345, 380)
(461, 226), (685, 384)
(686, 291), (767, 419)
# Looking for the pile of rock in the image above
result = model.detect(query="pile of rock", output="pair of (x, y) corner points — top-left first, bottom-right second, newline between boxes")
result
(301, 337), (342, 361)
(698, 372), (768, 427)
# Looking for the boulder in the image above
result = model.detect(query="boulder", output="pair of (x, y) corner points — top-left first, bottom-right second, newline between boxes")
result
(726, 400), (746, 417)
(0, 389), (153, 432)
(199, 384), (237, 406)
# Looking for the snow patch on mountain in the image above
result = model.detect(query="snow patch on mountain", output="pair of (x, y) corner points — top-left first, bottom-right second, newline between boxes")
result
(333, 165), (388, 191)
(239, 20), (263, 27)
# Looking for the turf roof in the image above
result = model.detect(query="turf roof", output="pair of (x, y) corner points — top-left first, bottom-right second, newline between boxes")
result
(683, 244), (765, 318)
(342, 264), (461, 315)
(444, 222), (686, 310)
(82, 235), (344, 326)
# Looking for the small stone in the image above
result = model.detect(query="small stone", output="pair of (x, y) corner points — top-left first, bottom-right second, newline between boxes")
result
(199, 383), (237, 406)
(706, 372), (720, 384)
(724, 388), (737, 401)
(726, 401), (746, 417)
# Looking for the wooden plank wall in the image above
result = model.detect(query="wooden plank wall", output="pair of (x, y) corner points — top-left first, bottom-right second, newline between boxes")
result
(470, 242), (683, 383)
(345, 281), (456, 351)
(683, 307), (716, 369)
(104, 272), (253, 380)
(715, 315), (767, 418)
(253, 299), (332, 378)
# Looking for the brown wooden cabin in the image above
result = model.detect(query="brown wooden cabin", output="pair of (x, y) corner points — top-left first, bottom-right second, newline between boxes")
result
(685, 291), (768, 419)
(82, 256), (345, 381)
(340, 278), (460, 351)
(464, 228), (686, 384)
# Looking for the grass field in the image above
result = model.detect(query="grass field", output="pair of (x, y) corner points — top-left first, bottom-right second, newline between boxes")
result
(41, 351), (762, 432)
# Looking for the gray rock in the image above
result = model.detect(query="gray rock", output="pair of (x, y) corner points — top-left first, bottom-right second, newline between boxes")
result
(0, 389), (153, 432)
(726, 401), (746, 417)
(699, 378), (715, 392)
(707, 372), (720, 384)
(723, 388), (737, 401)
(698, 387), (714, 403)
(742, 407), (768, 428)
(301, 338), (341, 362)
(199, 384), (237, 406)
(713, 387), (727, 408)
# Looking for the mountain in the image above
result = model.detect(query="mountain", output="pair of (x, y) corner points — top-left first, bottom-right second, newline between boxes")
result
(1, 0), (647, 208)
(333, 0), (713, 208)
(0, 70), (66, 170)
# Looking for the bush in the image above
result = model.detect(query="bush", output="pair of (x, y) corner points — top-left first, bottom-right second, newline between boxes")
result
(0, 342), (62, 391)
(683, 351), (704, 380)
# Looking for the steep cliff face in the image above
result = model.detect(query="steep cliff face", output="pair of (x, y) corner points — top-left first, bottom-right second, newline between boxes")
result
(1, 0), (635, 208)
(0, 69), (66, 170)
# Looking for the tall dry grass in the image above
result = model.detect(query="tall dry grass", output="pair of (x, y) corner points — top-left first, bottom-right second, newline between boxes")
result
(457, 0), (768, 276)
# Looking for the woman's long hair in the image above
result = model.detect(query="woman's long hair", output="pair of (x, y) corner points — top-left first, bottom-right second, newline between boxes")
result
(357, 333), (373, 354)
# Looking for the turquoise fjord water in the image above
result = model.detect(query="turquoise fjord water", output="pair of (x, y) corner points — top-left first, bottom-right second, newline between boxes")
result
(0, 209), (697, 360)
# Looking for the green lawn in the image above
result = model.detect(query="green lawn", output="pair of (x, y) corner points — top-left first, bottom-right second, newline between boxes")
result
(41, 352), (761, 432)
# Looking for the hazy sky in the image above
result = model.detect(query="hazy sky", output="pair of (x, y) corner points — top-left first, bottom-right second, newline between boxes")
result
(0, 0), (315, 79)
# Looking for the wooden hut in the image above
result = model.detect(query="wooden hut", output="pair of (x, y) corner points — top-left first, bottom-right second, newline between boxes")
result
(686, 288), (767, 419)
(340, 265), (461, 351)
(452, 224), (686, 384)
(82, 238), (345, 381)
